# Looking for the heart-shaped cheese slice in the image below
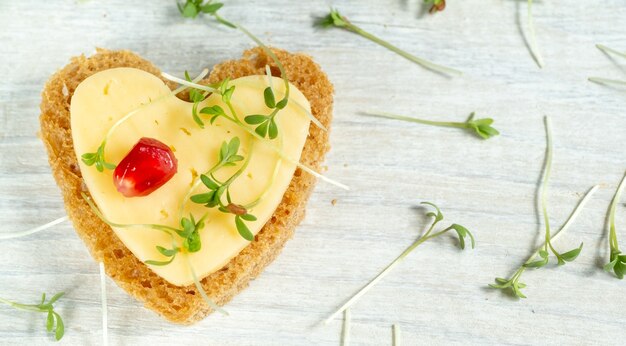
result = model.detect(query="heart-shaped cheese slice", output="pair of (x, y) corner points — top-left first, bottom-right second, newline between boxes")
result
(71, 68), (310, 286)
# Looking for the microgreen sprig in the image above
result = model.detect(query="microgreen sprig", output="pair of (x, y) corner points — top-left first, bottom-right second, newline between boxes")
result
(531, 117), (585, 267)
(490, 185), (598, 298)
(324, 202), (474, 323)
(315, 8), (461, 76)
(363, 111), (499, 139)
(589, 44), (626, 88)
(178, 0), (304, 138)
(190, 137), (258, 240)
(604, 172), (626, 279)
(244, 84), (287, 139)
(0, 292), (65, 341)
(490, 116), (596, 298)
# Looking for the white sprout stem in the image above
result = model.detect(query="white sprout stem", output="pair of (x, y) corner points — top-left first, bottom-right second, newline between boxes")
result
(527, 0), (544, 68)
(596, 44), (626, 59)
(185, 255), (229, 315)
(99, 262), (108, 346)
(524, 185), (599, 264)
(393, 324), (401, 346)
(588, 77), (626, 87)
(161, 74), (347, 190)
(608, 172), (626, 256)
(0, 216), (68, 240)
(341, 309), (351, 346)
(540, 116), (553, 246)
(161, 71), (217, 93)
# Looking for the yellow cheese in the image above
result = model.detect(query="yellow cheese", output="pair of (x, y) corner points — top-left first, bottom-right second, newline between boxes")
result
(71, 68), (310, 286)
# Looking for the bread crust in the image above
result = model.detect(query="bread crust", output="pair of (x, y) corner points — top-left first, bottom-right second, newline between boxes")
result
(39, 48), (333, 324)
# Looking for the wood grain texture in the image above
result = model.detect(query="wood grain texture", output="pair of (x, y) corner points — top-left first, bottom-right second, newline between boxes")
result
(0, 0), (625, 345)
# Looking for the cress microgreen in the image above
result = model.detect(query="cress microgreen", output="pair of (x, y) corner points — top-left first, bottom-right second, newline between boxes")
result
(526, 0), (544, 68)
(81, 142), (116, 172)
(489, 185), (598, 298)
(363, 111), (499, 139)
(490, 117), (597, 298)
(177, 0), (296, 139)
(315, 8), (461, 76)
(604, 172), (626, 279)
(190, 137), (258, 241)
(0, 292), (65, 341)
(589, 44), (626, 88)
(532, 117), (585, 266)
(324, 202), (474, 323)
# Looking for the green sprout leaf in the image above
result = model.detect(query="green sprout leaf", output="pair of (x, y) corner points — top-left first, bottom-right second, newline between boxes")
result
(0, 292), (66, 341)
(235, 215), (254, 241)
(81, 142), (116, 172)
(315, 8), (461, 76)
(363, 111), (499, 140)
(263, 87), (276, 108)
(323, 202), (474, 324)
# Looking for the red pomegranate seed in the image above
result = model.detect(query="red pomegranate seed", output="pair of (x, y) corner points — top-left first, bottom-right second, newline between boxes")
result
(113, 137), (178, 197)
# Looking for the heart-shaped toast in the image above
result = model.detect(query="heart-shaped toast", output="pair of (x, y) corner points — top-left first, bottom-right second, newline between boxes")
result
(39, 48), (333, 323)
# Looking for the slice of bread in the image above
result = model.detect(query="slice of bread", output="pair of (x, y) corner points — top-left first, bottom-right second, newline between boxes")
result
(39, 47), (333, 324)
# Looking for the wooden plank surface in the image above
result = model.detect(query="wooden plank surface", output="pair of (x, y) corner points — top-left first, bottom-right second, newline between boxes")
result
(0, 0), (625, 344)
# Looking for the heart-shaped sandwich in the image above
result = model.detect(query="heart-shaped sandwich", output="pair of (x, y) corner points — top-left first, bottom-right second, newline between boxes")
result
(39, 48), (333, 323)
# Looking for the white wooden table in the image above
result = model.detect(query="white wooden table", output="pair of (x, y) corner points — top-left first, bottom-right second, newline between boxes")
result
(1, 0), (625, 345)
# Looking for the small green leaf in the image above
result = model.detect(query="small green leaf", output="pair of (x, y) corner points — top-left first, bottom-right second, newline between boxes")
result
(275, 98), (288, 110)
(192, 103), (205, 128)
(227, 155), (244, 163)
(219, 141), (229, 162)
(181, 1), (199, 18)
(255, 121), (269, 137)
(48, 292), (64, 305)
(263, 87), (276, 108)
(235, 216), (254, 241)
(240, 213), (257, 221)
(200, 105), (225, 116)
(227, 137), (240, 156)
(560, 243), (583, 262)
(53, 312), (64, 341)
(222, 86), (235, 103)
(201, 2), (223, 14)
(421, 201), (443, 222)
(200, 174), (219, 190)
(524, 257), (548, 268)
(191, 192), (215, 204)
(46, 311), (54, 332)
(268, 119), (278, 139)
(450, 224), (475, 249)
(245, 115), (268, 125)
(184, 231), (202, 252)
(604, 258), (618, 272)
(156, 246), (178, 257)
(539, 250), (549, 259)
